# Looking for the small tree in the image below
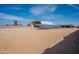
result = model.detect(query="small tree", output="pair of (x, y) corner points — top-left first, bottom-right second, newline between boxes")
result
(6, 24), (9, 26)
(13, 20), (18, 26)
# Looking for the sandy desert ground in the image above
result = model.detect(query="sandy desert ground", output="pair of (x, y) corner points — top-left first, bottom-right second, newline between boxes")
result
(0, 27), (78, 53)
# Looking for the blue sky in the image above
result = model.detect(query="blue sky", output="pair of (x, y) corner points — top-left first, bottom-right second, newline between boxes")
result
(0, 4), (79, 25)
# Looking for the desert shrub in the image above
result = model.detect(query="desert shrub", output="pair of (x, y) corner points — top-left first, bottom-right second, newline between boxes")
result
(60, 25), (74, 28)
(27, 23), (31, 26)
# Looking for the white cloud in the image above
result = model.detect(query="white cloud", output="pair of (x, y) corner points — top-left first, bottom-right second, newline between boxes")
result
(9, 7), (23, 10)
(29, 5), (63, 21)
(0, 13), (27, 21)
(68, 4), (79, 10)
(41, 14), (62, 21)
(30, 5), (57, 15)
(0, 7), (24, 11)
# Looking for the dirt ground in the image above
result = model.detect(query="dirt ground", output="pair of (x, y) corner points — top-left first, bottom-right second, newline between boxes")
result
(0, 27), (78, 53)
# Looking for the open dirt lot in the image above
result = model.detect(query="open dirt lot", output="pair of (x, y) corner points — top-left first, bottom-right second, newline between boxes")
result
(0, 27), (78, 53)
